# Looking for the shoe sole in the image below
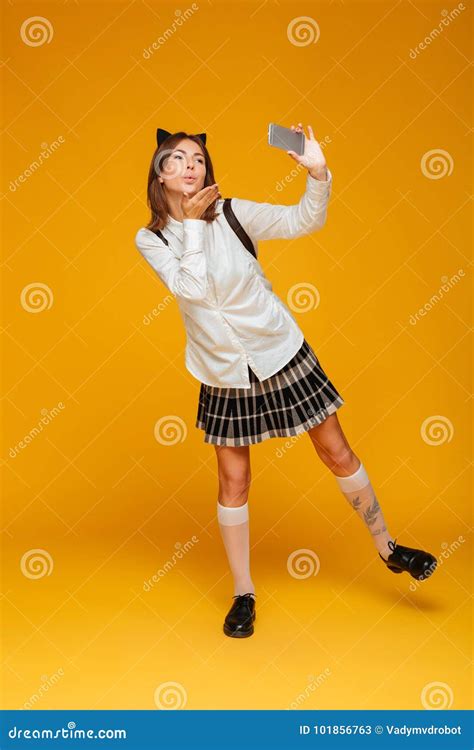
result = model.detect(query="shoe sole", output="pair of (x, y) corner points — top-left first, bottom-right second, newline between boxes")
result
(387, 561), (438, 580)
(223, 614), (256, 638)
(387, 564), (403, 574)
(223, 624), (254, 637)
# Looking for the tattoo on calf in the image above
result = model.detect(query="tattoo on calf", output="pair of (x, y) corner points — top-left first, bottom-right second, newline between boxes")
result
(363, 496), (381, 527)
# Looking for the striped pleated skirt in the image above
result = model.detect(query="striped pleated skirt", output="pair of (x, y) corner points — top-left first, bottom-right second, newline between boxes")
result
(195, 338), (345, 446)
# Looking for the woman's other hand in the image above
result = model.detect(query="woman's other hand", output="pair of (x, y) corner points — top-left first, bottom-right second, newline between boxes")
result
(181, 184), (221, 219)
(287, 123), (328, 181)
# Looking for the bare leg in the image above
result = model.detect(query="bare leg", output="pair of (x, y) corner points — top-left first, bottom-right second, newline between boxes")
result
(214, 445), (255, 596)
(306, 413), (396, 560)
(307, 412), (359, 476)
(215, 445), (251, 507)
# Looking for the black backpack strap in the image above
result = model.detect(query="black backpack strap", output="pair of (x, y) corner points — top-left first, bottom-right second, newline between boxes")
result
(150, 228), (169, 245)
(223, 198), (257, 259)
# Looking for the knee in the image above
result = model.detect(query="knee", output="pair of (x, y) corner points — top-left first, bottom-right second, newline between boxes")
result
(320, 445), (358, 474)
(218, 469), (251, 506)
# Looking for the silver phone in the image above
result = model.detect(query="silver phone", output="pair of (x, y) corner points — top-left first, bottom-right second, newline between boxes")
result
(268, 123), (305, 156)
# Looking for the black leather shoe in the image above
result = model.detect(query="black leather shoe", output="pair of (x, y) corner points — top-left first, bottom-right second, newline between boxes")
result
(223, 593), (256, 638)
(379, 539), (437, 581)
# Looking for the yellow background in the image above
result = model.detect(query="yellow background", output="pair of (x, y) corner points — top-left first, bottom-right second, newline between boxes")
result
(1, 0), (471, 711)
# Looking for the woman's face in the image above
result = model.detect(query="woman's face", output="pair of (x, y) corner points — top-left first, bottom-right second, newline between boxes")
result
(159, 138), (206, 196)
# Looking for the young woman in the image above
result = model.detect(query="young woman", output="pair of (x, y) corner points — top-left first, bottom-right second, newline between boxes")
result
(135, 124), (438, 639)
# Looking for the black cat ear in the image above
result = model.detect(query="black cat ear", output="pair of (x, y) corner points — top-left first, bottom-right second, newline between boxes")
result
(156, 128), (172, 147)
(195, 132), (206, 145)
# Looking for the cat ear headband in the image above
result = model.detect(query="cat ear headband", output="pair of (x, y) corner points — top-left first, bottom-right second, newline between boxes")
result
(156, 128), (207, 147)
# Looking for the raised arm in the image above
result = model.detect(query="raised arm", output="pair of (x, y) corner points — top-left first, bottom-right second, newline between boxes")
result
(230, 167), (332, 242)
(230, 122), (332, 242)
(135, 219), (208, 300)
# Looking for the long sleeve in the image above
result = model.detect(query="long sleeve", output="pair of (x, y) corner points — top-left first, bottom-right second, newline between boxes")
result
(135, 219), (208, 300)
(230, 167), (333, 242)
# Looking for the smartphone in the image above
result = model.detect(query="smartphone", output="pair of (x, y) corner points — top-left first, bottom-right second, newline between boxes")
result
(268, 123), (305, 156)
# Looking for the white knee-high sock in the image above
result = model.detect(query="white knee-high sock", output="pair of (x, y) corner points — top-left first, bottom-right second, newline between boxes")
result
(333, 461), (395, 560)
(217, 500), (255, 597)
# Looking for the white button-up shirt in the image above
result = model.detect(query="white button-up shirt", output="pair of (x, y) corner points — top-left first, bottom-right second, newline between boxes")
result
(135, 168), (333, 388)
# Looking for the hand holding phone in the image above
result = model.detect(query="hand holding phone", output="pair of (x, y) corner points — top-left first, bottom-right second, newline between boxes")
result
(269, 122), (328, 179)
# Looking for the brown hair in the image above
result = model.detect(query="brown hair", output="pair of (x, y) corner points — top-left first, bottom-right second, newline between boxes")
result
(145, 132), (219, 232)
